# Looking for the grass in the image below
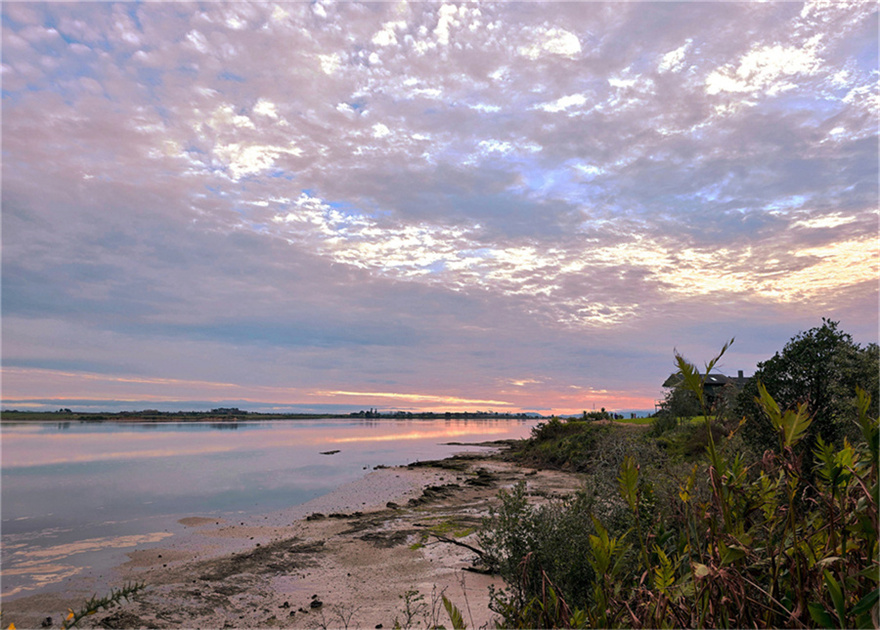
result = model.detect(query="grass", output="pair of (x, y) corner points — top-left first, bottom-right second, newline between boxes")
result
(610, 417), (654, 425)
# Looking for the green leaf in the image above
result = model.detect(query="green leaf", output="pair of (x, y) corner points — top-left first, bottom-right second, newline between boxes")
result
(851, 588), (879, 617)
(808, 602), (837, 629)
(675, 354), (704, 400)
(442, 594), (467, 630)
(756, 381), (782, 430)
(617, 456), (639, 512)
(824, 571), (845, 629)
(781, 402), (812, 448)
(720, 544), (747, 565)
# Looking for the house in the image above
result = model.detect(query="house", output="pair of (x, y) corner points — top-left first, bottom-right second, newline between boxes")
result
(661, 370), (750, 408)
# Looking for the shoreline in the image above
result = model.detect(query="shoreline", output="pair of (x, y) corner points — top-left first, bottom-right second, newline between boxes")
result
(1, 449), (585, 629)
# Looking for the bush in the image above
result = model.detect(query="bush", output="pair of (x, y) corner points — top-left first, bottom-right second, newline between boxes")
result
(479, 343), (880, 629)
(514, 420), (609, 472)
(478, 482), (600, 615)
(648, 411), (678, 436)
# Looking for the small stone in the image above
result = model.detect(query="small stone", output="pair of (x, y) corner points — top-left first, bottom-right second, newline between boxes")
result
(280, 601), (290, 609)
(310, 599), (323, 609)
(40, 617), (52, 628)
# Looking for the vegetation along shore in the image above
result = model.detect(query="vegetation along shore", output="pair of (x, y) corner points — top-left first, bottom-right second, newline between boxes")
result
(2, 320), (877, 629)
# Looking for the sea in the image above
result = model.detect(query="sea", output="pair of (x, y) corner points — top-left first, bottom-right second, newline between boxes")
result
(0, 417), (537, 601)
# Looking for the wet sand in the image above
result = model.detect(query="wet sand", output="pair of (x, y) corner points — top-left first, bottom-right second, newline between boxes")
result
(1, 452), (583, 629)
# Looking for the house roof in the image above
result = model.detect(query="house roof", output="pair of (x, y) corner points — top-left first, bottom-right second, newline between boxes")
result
(662, 373), (741, 388)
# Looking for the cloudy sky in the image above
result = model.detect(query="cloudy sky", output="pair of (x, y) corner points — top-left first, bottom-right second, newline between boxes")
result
(2, 1), (877, 415)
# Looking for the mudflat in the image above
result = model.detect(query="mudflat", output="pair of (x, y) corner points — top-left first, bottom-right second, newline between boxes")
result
(2, 452), (582, 629)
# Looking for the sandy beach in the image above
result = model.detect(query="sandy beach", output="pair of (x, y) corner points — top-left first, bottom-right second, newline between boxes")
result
(2, 451), (582, 629)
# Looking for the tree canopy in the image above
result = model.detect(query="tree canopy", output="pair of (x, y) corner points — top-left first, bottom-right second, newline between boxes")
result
(738, 319), (879, 457)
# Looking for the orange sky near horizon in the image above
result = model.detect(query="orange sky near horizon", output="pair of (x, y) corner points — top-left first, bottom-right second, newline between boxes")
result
(0, 366), (659, 415)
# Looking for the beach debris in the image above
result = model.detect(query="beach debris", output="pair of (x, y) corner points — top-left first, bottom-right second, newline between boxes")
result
(464, 468), (496, 487)
(407, 484), (459, 506)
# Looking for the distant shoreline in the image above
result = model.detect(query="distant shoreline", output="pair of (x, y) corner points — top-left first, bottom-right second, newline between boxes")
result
(0, 410), (543, 423)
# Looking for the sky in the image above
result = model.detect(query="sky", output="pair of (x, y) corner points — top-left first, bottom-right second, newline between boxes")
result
(2, 1), (878, 416)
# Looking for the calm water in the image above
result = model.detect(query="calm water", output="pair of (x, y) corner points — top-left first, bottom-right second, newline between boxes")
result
(0, 418), (535, 600)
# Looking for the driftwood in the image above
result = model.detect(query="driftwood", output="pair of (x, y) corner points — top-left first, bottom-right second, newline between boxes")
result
(429, 534), (486, 559)
(429, 534), (496, 574)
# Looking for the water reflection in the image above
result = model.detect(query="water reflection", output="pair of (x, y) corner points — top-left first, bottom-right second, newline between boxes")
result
(1, 418), (536, 600)
(209, 422), (239, 430)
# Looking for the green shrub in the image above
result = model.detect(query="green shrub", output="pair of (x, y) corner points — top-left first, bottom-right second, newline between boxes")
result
(480, 341), (880, 629)
(478, 482), (600, 614)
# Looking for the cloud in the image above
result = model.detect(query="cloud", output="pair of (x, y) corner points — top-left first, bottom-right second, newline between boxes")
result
(659, 39), (692, 73)
(534, 93), (589, 114)
(706, 35), (824, 96)
(518, 26), (581, 60)
(1, 1), (876, 415)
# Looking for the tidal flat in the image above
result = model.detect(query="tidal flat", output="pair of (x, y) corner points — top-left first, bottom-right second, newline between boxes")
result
(1, 450), (583, 629)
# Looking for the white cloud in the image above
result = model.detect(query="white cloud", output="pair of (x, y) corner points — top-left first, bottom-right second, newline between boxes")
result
(372, 123), (391, 138)
(434, 4), (459, 46)
(608, 77), (637, 89)
(318, 53), (341, 75)
(214, 143), (302, 180)
(792, 214), (857, 229)
(518, 27), (581, 60)
(572, 163), (604, 179)
(271, 6), (289, 22)
(372, 21), (406, 47)
(185, 30), (209, 54)
(208, 104), (255, 130)
(478, 139), (514, 155)
(843, 82), (880, 115)
(225, 15), (247, 30)
(705, 35), (824, 96)
(470, 103), (501, 113)
(658, 39), (691, 73)
(253, 98), (278, 119)
(534, 93), (588, 113)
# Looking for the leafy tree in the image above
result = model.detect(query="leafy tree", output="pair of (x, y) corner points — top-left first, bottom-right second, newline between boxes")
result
(738, 319), (879, 458)
(659, 386), (701, 422)
(651, 386), (701, 436)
